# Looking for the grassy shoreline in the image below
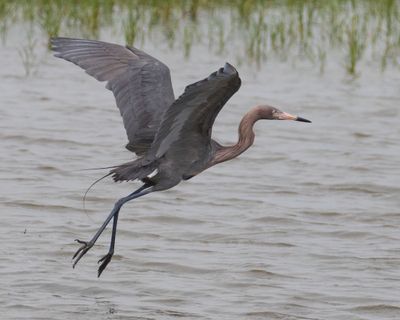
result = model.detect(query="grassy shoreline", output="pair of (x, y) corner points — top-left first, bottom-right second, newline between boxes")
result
(1, 0), (399, 75)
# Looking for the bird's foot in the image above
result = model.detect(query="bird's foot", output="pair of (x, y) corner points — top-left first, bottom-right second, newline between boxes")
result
(72, 239), (94, 268)
(97, 251), (114, 277)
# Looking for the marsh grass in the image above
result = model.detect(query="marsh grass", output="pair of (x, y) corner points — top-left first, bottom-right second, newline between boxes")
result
(1, 0), (399, 76)
(345, 15), (366, 75)
(18, 27), (37, 76)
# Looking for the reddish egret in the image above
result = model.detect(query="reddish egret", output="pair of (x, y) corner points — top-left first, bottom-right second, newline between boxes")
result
(51, 37), (311, 276)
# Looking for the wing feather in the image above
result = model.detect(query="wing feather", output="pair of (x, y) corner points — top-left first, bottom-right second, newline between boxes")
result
(51, 37), (175, 155)
(145, 63), (241, 163)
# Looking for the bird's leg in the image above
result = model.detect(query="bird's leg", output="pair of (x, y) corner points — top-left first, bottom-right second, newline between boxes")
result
(72, 184), (153, 270)
(72, 203), (120, 268)
(97, 184), (154, 276)
(97, 208), (120, 277)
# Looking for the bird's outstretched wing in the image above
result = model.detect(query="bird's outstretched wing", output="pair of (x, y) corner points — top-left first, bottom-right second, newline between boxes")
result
(144, 63), (241, 163)
(51, 37), (175, 155)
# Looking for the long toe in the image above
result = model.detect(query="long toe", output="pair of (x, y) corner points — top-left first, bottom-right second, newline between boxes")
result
(72, 239), (88, 259)
(97, 252), (113, 277)
(72, 240), (94, 268)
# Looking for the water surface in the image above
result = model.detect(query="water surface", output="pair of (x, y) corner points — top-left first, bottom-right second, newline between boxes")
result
(1, 15), (400, 320)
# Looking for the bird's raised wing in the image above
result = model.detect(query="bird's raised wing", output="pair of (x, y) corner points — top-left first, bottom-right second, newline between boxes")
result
(51, 37), (175, 155)
(144, 63), (241, 163)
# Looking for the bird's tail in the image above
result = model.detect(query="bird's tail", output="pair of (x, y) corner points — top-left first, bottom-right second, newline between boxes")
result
(110, 158), (157, 182)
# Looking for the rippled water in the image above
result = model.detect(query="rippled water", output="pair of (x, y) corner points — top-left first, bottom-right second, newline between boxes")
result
(1, 29), (400, 319)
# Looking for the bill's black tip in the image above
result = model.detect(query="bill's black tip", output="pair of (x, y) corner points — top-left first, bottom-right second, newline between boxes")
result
(296, 116), (312, 123)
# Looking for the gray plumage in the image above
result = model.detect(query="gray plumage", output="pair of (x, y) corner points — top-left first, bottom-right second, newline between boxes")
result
(51, 37), (175, 156)
(51, 37), (310, 276)
(52, 37), (240, 190)
(110, 63), (241, 189)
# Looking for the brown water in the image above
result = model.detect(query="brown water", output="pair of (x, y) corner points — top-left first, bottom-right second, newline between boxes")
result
(1, 29), (400, 319)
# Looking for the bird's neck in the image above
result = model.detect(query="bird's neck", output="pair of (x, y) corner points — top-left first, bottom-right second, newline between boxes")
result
(211, 107), (261, 165)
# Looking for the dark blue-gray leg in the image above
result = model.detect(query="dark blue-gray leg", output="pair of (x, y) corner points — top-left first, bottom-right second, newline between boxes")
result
(72, 184), (153, 273)
(97, 208), (120, 277)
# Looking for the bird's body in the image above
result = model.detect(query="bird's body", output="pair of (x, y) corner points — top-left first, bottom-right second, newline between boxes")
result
(109, 62), (242, 191)
(51, 37), (311, 276)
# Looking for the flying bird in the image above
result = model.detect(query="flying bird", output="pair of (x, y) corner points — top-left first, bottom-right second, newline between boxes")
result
(51, 37), (311, 277)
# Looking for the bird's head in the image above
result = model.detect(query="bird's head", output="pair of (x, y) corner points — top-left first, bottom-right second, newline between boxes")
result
(257, 105), (311, 123)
